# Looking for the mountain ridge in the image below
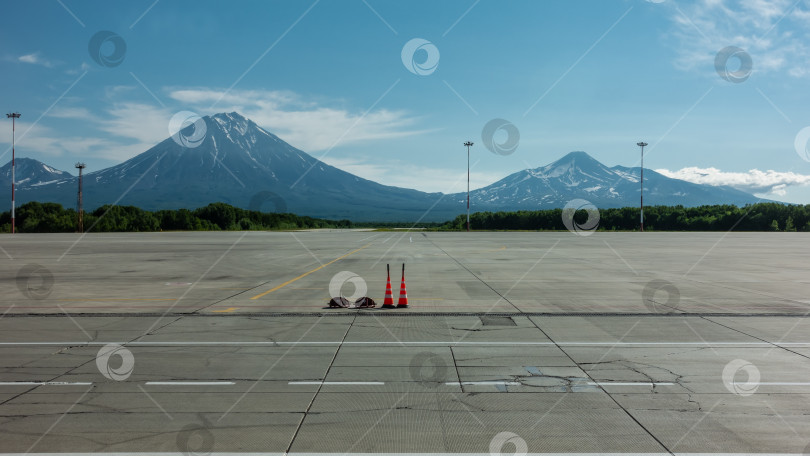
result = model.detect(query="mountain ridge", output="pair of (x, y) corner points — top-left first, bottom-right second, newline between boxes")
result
(1, 112), (773, 221)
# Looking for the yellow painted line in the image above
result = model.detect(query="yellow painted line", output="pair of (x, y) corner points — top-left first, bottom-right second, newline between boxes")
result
(251, 243), (372, 300)
(212, 307), (239, 313)
(56, 299), (176, 302)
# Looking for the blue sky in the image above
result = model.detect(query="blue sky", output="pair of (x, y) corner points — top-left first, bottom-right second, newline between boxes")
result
(2, 0), (810, 202)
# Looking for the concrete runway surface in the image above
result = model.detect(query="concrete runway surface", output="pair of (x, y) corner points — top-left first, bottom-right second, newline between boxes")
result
(1, 231), (809, 454)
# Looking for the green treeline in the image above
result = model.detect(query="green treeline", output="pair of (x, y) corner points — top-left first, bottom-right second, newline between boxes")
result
(0, 201), (353, 233)
(441, 203), (810, 231)
(1, 201), (808, 233)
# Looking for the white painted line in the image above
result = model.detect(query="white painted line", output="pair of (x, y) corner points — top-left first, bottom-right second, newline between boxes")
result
(4, 341), (810, 347)
(588, 382), (675, 386)
(446, 381), (522, 386)
(0, 382), (92, 386)
(144, 381), (235, 386)
(2, 453), (792, 456)
(288, 381), (385, 385)
(749, 382), (810, 386)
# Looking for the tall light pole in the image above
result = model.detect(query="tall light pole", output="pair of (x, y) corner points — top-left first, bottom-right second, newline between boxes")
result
(6, 112), (20, 234)
(463, 141), (473, 232)
(637, 141), (648, 232)
(75, 163), (86, 233)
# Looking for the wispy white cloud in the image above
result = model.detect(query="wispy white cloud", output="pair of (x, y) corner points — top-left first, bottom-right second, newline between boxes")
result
(65, 62), (91, 75)
(18, 52), (56, 68)
(0, 103), (168, 163)
(96, 103), (173, 147)
(656, 166), (810, 195)
(323, 156), (505, 194)
(0, 87), (437, 169)
(0, 121), (139, 165)
(167, 88), (435, 151)
(668, 0), (810, 78)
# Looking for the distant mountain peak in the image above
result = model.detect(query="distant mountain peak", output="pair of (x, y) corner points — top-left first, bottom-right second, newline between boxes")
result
(0, 157), (74, 187)
(547, 151), (601, 167)
(467, 150), (767, 210)
(560, 150), (593, 160)
(5, 112), (771, 221)
(209, 111), (253, 137)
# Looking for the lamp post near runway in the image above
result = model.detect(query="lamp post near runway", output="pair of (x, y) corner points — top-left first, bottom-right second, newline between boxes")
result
(637, 141), (648, 232)
(464, 141), (473, 232)
(6, 112), (20, 234)
(75, 163), (86, 233)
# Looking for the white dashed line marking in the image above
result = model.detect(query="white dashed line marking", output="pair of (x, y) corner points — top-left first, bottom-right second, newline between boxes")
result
(288, 381), (385, 385)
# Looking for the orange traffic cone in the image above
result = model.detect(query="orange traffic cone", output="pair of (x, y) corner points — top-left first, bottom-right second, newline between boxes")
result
(382, 264), (395, 308)
(397, 263), (408, 308)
